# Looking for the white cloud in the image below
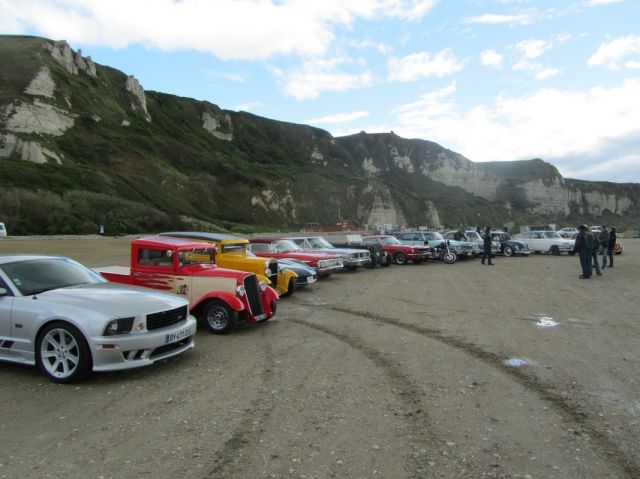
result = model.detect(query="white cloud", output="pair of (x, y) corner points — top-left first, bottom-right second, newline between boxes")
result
(626, 60), (640, 69)
(388, 49), (465, 82)
(463, 13), (533, 25)
(391, 79), (640, 179)
(306, 110), (371, 124)
(535, 68), (560, 80)
(588, 35), (640, 69)
(0, 0), (436, 60)
(234, 101), (262, 112)
(481, 49), (503, 69)
(276, 57), (373, 100)
(586, 0), (623, 5)
(515, 39), (550, 58)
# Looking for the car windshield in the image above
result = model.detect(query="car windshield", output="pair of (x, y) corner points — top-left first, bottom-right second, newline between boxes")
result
(249, 243), (274, 253)
(1, 258), (105, 296)
(427, 232), (444, 241)
(178, 248), (215, 266)
(275, 240), (302, 252)
(543, 232), (561, 239)
(380, 236), (400, 244)
(465, 232), (480, 240)
(221, 243), (247, 254)
(308, 237), (333, 248)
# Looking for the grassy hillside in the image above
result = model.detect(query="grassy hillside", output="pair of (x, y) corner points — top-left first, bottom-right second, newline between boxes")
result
(1, 35), (638, 235)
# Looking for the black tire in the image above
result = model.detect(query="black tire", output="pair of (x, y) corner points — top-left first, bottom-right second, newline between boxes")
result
(381, 252), (392, 267)
(203, 300), (238, 334)
(394, 252), (407, 265)
(503, 246), (514, 257)
(265, 300), (277, 320)
(550, 245), (560, 256)
(36, 321), (91, 383)
(443, 252), (457, 264)
(282, 277), (296, 297)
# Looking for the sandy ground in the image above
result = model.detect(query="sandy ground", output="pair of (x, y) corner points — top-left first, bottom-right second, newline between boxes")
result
(0, 236), (639, 479)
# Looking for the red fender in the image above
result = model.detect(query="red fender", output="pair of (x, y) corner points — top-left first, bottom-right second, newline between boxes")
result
(194, 291), (244, 312)
(261, 285), (279, 317)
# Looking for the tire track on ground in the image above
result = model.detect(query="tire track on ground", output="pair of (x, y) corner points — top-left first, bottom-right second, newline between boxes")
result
(321, 304), (640, 479)
(287, 317), (470, 478)
(203, 341), (277, 478)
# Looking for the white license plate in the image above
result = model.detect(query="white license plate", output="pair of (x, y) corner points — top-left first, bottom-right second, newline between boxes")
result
(165, 327), (190, 344)
(255, 313), (267, 321)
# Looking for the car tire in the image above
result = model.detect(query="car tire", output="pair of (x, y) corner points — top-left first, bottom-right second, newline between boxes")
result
(394, 252), (407, 265)
(381, 252), (392, 267)
(36, 322), (91, 383)
(550, 245), (560, 256)
(203, 300), (238, 334)
(282, 277), (296, 297)
(265, 300), (277, 320)
(503, 246), (514, 257)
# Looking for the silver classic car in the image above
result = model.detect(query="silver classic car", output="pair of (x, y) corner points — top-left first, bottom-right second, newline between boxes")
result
(0, 255), (196, 383)
(286, 236), (371, 270)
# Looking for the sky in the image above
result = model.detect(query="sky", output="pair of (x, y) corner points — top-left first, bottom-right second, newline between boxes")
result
(2, 0), (640, 183)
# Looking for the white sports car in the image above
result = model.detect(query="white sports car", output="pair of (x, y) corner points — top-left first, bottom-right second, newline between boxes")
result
(0, 255), (197, 383)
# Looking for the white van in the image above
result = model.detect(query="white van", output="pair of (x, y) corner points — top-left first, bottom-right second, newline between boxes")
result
(0, 223), (7, 237)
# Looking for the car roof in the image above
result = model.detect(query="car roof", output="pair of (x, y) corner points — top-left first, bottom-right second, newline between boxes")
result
(249, 237), (283, 243)
(0, 254), (64, 265)
(137, 235), (216, 249)
(159, 232), (247, 243)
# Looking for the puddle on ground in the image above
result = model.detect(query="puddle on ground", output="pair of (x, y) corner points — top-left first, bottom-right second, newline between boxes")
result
(535, 314), (559, 328)
(504, 358), (529, 367)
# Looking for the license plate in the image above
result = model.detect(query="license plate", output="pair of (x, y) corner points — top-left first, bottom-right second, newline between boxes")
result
(255, 313), (267, 321)
(165, 327), (190, 344)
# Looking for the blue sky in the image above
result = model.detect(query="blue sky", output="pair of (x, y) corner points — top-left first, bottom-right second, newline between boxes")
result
(2, 0), (640, 183)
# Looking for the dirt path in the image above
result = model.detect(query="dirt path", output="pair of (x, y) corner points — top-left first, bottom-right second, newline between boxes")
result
(0, 237), (638, 478)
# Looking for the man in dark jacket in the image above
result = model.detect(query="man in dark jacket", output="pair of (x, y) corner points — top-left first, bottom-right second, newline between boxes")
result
(603, 226), (616, 269)
(480, 226), (494, 265)
(572, 225), (593, 278)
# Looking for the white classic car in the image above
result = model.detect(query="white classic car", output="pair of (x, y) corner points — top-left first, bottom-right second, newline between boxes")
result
(0, 255), (197, 383)
(516, 231), (574, 255)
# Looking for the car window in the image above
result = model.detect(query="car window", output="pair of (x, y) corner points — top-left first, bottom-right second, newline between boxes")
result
(178, 248), (215, 266)
(2, 258), (105, 296)
(138, 248), (173, 267)
(363, 238), (375, 244)
(221, 243), (246, 254)
(249, 243), (271, 253)
(275, 240), (300, 252)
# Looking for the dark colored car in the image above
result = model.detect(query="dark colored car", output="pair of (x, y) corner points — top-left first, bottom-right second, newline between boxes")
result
(490, 232), (531, 256)
(273, 257), (318, 288)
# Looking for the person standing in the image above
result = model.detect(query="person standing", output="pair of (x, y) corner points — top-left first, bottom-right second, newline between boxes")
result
(572, 225), (593, 279)
(480, 226), (494, 265)
(587, 227), (602, 276)
(597, 225), (610, 270)
(603, 226), (617, 269)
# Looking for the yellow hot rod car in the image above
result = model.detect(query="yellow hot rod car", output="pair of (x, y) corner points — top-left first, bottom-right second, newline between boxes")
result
(159, 232), (298, 296)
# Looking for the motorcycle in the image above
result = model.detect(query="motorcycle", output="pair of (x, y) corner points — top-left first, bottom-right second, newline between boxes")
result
(429, 240), (457, 264)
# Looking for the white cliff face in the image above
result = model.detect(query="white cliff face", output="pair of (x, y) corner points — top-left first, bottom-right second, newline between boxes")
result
(202, 112), (233, 141)
(125, 76), (151, 121)
(25, 67), (55, 98)
(390, 146), (414, 173)
(44, 41), (96, 77)
(251, 188), (298, 219)
(3, 100), (75, 136)
(419, 152), (502, 201)
(362, 157), (380, 176)
(516, 178), (570, 216)
(310, 147), (327, 166)
(566, 189), (632, 215)
(0, 133), (62, 164)
(360, 185), (406, 228)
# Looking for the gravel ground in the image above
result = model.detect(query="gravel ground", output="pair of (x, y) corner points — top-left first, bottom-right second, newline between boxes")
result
(0, 236), (638, 478)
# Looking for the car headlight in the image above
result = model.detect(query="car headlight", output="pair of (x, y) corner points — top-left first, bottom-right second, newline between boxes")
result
(265, 266), (271, 276)
(103, 317), (134, 336)
(258, 281), (267, 292)
(236, 285), (246, 297)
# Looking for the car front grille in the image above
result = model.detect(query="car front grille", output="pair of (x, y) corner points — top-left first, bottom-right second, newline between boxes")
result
(268, 260), (278, 287)
(150, 336), (193, 358)
(318, 258), (342, 269)
(147, 305), (189, 331)
(244, 274), (264, 316)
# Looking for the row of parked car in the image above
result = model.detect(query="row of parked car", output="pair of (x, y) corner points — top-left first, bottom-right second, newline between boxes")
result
(0, 227), (621, 383)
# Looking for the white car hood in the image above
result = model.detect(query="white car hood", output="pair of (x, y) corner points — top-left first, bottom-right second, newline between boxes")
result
(36, 282), (186, 318)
